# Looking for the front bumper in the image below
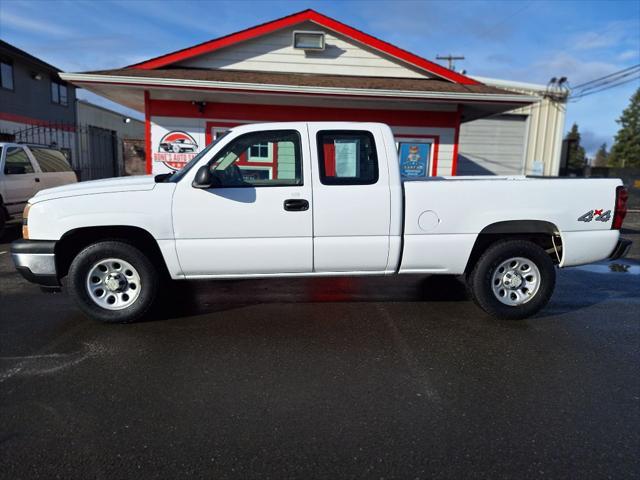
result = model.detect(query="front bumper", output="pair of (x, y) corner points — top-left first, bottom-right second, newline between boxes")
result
(11, 239), (60, 287)
(609, 238), (632, 261)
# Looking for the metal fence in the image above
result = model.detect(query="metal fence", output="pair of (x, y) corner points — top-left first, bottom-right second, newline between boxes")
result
(11, 122), (125, 181)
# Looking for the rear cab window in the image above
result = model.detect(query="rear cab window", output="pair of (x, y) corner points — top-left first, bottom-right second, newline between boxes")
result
(317, 130), (378, 185)
(29, 147), (73, 172)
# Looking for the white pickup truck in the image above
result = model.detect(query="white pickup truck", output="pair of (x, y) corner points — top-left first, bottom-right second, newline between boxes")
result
(11, 122), (630, 323)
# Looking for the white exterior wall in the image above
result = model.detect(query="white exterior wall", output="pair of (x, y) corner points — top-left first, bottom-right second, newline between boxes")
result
(177, 22), (429, 79)
(151, 117), (205, 174)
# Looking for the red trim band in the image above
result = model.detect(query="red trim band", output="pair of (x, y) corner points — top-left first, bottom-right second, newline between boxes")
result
(0, 112), (76, 131)
(154, 100), (459, 128)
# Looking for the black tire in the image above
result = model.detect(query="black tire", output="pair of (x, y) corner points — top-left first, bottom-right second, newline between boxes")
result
(68, 241), (159, 323)
(0, 206), (5, 239)
(467, 240), (556, 320)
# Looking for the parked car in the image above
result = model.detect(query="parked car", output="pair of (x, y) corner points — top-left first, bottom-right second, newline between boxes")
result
(0, 143), (77, 237)
(11, 122), (630, 323)
(160, 138), (198, 153)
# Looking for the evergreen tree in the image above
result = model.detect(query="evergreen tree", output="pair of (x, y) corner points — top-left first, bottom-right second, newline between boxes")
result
(565, 123), (586, 169)
(609, 88), (640, 168)
(592, 143), (609, 167)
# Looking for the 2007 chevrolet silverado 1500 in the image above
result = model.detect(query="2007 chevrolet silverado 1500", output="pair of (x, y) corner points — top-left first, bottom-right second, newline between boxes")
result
(11, 122), (631, 323)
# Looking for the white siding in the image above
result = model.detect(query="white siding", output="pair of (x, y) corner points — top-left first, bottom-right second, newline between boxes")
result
(471, 76), (567, 176)
(457, 115), (527, 175)
(276, 141), (296, 179)
(177, 22), (429, 79)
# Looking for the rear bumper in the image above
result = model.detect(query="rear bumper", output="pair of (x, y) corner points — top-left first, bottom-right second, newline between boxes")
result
(11, 239), (60, 287)
(609, 238), (632, 261)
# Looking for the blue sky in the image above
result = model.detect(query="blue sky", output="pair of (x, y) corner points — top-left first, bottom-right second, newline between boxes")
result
(0, 0), (638, 156)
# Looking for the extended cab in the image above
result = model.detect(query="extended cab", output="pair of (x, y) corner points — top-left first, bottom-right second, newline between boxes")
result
(11, 122), (630, 323)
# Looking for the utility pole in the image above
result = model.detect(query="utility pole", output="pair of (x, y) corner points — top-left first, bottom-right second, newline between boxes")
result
(436, 54), (465, 71)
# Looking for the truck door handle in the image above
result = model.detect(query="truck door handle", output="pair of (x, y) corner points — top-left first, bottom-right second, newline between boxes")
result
(283, 199), (309, 211)
(34, 177), (40, 183)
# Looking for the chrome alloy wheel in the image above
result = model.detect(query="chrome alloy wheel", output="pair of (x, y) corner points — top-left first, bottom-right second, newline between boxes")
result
(85, 258), (142, 310)
(491, 257), (541, 306)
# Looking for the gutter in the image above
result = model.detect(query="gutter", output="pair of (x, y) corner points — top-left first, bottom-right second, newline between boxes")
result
(59, 73), (539, 104)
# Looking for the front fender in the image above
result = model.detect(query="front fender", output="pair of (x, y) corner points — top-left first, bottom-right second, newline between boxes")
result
(27, 184), (176, 241)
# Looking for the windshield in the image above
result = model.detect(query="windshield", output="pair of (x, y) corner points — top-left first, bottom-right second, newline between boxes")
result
(169, 131), (230, 183)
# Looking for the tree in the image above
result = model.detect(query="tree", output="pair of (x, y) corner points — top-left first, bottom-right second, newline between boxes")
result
(565, 123), (586, 169)
(592, 143), (609, 167)
(609, 87), (640, 168)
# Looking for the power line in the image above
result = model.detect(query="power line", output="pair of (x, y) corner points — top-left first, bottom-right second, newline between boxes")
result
(572, 76), (640, 99)
(568, 64), (640, 101)
(570, 74), (640, 101)
(576, 68), (640, 94)
(571, 64), (640, 90)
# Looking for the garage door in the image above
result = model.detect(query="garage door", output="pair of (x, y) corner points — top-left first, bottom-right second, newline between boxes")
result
(457, 114), (527, 176)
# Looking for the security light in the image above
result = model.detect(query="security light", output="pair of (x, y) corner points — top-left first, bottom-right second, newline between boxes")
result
(293, 31), (325, 51)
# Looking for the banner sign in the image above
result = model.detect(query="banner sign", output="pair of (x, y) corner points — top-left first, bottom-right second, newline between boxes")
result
(399, 142), (430, 177)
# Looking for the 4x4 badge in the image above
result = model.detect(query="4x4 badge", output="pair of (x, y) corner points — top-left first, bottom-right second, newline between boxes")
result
(578, 209), (611, 222)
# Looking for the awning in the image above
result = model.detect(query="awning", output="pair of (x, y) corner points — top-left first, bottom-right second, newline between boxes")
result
(61, 68), (538, 122)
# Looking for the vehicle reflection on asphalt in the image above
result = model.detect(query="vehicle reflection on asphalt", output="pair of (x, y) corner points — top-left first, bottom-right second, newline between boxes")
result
(574, 260), (640, 275)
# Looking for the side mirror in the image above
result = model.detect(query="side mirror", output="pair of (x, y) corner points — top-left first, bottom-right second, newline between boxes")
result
(192, 165), (212, 189)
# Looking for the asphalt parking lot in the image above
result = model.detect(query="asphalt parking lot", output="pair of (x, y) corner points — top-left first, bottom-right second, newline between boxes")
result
(1, 221), (639, 479)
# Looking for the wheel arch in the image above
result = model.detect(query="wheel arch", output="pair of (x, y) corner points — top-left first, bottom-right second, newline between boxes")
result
(464, 220), (563, 274)
(55, 225), (170, 280)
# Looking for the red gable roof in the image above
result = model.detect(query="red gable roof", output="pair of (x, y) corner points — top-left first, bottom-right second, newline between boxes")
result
(129, 9), (480, 86)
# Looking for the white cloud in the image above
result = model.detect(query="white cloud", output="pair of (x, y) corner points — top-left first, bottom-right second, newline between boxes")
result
(0, 11), (72, 36)
(531, 52), (623, 86)
(570, 20), (640, 51)
(618, 49), (639, 61)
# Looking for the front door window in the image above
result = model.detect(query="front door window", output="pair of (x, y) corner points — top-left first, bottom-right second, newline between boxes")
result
(208, 130), (302, 187)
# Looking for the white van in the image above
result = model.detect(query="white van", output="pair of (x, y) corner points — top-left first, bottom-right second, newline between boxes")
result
(0, 143), (77, 236)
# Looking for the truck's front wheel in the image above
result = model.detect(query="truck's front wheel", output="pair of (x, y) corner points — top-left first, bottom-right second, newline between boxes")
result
(68, 241), (159, 323)
(468, 240), (555, 320)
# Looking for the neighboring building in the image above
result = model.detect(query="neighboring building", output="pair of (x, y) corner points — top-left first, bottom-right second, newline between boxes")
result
(62, 9), (567, 178)
(76, 100), (145, 178)
(0, 39), (76, 148)
(0, 39), (145, 179)
(458, 76), (567, 176)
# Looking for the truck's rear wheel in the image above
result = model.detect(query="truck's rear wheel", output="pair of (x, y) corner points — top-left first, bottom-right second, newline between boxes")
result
(468, 240), (555, 320)
(68, 241), (158, 323)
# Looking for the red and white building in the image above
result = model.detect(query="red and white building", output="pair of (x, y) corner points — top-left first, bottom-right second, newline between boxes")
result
(61, 9), (555, 177)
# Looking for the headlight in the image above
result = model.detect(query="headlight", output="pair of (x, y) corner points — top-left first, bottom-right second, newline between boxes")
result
(22, 203), (31, 239)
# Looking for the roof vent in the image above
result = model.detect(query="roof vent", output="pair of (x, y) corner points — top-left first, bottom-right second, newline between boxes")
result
(293, 31), (325, 51)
